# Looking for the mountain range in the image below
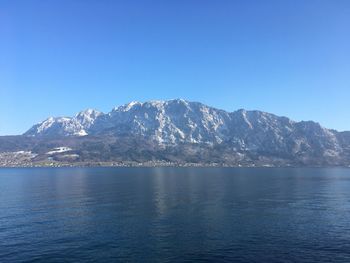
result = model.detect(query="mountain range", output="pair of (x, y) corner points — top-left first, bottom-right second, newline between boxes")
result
(1, 99), (350, 167)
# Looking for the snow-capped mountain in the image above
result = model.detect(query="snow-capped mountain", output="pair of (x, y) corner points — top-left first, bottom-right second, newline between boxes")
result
(91, 99), (232, 144)
(25, 109), (103, 137)
(19, 99), (350, 166)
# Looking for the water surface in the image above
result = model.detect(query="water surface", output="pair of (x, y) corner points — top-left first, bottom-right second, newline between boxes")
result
(1, 167), (350, 262)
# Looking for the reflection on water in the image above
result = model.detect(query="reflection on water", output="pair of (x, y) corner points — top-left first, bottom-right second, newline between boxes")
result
(0, 167), (350, 262)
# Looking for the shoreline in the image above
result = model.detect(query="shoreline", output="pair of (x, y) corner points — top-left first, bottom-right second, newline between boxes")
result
(1, 162), (349, 169)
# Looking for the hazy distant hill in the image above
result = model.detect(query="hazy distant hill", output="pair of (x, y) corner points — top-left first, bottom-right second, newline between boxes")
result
(1, 99), (350, 167)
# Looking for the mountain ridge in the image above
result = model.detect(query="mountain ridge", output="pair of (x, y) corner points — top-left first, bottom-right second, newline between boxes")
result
(24, 99), (328, 138)
(1, 99), (350, 167)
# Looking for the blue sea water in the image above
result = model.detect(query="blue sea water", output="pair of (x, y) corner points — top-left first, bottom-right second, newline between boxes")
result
(0, 167), (350, 262)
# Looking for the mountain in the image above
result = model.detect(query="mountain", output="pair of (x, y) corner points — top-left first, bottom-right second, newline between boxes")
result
(25, 109), (103, 137)
(2, 99), (350, 167)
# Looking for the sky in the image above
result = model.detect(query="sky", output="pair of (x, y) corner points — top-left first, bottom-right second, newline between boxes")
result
(0, 0), (349, 135)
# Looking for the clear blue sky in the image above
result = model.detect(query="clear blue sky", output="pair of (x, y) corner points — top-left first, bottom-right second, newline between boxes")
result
(1, 0), (349, 135)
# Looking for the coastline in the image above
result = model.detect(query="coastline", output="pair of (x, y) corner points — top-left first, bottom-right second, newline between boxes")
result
(1, 162), (349, 169)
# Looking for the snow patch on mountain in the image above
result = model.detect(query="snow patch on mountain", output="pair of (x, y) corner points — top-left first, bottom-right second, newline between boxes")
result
(46, 147), (72, 155)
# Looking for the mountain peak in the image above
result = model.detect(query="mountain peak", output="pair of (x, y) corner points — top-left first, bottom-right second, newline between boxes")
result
(112, 101), (142, 112)
(112, 99), (192, 112)
(75, 109), (103, 120)
(76, 108), (101, 116)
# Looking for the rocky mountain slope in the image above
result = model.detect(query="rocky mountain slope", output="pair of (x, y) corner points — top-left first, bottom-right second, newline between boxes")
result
(1, 99), (349, 167)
